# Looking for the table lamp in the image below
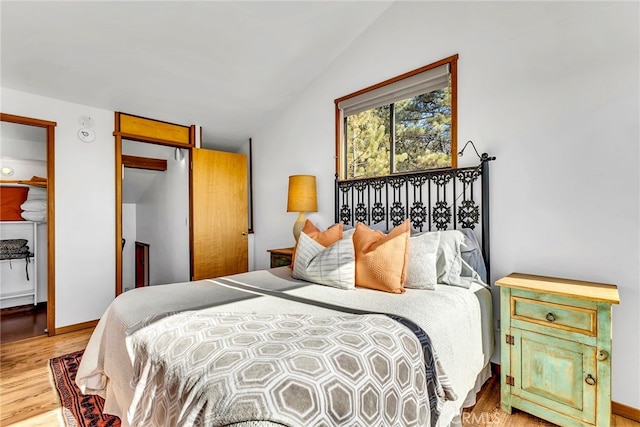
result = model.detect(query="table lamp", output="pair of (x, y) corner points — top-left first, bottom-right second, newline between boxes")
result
(287, 175), (317, 241)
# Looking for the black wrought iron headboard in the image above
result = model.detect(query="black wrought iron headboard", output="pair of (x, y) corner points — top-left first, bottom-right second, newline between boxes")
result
(335, 155), (495, 282)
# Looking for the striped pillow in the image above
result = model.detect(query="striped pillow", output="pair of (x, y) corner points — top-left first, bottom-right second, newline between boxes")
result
(292, 231), (355, 290)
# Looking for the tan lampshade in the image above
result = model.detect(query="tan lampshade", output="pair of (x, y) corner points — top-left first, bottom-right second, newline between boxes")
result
(287, 175), (317, 213)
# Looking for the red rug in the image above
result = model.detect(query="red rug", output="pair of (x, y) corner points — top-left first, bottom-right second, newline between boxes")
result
(50, 350), (121, 427)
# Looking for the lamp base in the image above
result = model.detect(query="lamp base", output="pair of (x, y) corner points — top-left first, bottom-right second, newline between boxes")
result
(293, 212), (306, 242)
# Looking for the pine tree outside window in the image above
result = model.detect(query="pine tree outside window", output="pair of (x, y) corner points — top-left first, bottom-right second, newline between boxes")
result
(335, 55), (457, 180)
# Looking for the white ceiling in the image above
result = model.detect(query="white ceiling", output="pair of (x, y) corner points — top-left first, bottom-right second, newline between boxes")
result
(1, 1), (393, 151)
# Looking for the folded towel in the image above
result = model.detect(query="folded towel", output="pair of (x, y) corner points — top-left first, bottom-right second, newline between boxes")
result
(20, 200), (47, 212)
(0, 239), (28, 250)
(21, 211), (46, 222)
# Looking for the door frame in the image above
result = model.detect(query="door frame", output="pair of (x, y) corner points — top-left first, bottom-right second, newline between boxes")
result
(0, 113), (57, 336)
(134, 241), (150, 288)
(114, 112), (195, 296)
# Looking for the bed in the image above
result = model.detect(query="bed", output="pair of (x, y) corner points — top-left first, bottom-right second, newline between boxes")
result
(76, 157), (495, 427)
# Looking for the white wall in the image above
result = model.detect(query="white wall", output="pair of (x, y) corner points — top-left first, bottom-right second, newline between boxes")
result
(130, 144), (190, 286)
(122, 203), (136, 291)
(252, 2), (639, 409)
(1, 87), (115, 327)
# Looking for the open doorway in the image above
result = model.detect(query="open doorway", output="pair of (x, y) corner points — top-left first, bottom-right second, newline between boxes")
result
(0, 113), (56, 341)
(121, 140), (190, 291)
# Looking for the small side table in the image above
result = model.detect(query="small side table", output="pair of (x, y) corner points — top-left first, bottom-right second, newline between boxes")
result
(267, 247), (294, 268)
(496, 272), (619, 427)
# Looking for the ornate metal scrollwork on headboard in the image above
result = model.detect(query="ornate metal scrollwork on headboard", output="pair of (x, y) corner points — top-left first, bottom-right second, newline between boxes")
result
(335, 154), (495, 281)
(336, 165), (485, 232)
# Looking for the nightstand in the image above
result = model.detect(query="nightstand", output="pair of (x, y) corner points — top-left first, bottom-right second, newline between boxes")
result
(496, 273), (619, 427)
(267, 247), (294, 268)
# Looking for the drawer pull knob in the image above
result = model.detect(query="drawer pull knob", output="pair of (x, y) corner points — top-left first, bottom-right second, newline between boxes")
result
(597, 350), (609, 361)
(585, 374), (596, 386)
(545, 312), (556, 322)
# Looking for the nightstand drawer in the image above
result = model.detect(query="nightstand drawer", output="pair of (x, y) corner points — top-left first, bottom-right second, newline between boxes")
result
(511, 296), (596, 337)
(267, 247), (294, 268)
(271, 254), (292, 268)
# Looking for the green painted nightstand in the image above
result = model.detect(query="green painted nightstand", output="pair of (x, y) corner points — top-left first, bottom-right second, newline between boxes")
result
(267, 247), (294, 268)
(496, 273), (620, 427)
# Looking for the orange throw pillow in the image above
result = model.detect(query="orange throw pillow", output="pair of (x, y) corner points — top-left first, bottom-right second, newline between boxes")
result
(291, 220), (343, 268)
(353, 220), (410, 293)
(0, 186), (29, 221)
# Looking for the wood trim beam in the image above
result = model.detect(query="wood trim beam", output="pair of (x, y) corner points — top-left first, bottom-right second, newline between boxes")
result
(54, 319), (99, 335)
(114, 132), (192, 147)
(450, 55), (458, 169)
(0, 113), (57, 128)
(115, 113), (123, 297)
(115, 112), (192, 147)
(122, 155), (167, 171)
(613, 401), (640, 422)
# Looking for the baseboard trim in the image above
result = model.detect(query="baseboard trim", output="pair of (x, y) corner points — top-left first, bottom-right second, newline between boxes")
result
(613, 401), (640, 422)
(54, 319), (98, 335)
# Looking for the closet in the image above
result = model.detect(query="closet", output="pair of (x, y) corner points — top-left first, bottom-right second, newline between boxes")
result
(0, 114), (56, 340)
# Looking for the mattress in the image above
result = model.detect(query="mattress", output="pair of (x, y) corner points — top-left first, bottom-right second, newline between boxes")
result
(76, 267), (494, 427)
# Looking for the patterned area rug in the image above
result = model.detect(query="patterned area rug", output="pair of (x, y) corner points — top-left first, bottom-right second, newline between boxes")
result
(50, 350), (121, 427)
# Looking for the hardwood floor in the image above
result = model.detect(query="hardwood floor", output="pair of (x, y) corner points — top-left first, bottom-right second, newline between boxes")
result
(0, 327), (91, 426)
(0, 303), (47, 344)
(463, 375), (639, 426)
(0, 327), (638, 426)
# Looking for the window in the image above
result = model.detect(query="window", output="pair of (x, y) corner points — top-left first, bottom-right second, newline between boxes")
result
(335, 55), (457, 179)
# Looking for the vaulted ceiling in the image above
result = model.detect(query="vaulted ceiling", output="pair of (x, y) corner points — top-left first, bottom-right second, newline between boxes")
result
(1, 1), (393, 151)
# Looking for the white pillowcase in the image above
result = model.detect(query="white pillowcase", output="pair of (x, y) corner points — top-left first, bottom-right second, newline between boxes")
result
(435, 230), (465, 286)
(21, 211), (46, 222)
(292, 231), (355, 290)
(342, 227), (355, 240)
(26, 187), (47, 200)
(405, 231), (440, 290)
(21, 200), (47, 212)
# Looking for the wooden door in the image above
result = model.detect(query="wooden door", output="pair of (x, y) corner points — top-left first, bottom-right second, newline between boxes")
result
(191, 149), (248, 280)
(135, 242), (149, 288)
(511, 328), (597, 424)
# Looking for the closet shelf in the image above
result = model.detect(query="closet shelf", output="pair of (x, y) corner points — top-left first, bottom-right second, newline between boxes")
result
(0, 221), (38, 305)
(0, 176), (47, 188)
(0, 289), (36, 301)
(0, 255), (34, 263)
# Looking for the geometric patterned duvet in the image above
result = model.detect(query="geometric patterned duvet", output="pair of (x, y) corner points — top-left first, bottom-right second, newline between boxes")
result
(126, 311), (456, 427)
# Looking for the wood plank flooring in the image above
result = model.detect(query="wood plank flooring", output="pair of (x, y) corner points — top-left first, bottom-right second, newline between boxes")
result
(0, 327), (638, 426)
(0, 328), (91, 426)
(0, 303), (47, 344)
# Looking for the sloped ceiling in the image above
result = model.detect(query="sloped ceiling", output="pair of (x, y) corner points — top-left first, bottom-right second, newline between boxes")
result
(1, 1), (393, 151)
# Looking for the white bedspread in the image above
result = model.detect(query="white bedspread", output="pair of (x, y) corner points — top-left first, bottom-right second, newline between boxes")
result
(76, 267), (493, 427)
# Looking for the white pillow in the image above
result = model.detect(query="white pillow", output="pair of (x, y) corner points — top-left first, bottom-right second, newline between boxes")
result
(21, 200), (47, 212)
(26, 187), (47, 200)
(436, 230), (465, 286)
(405, 231), (440, 290)
(292, 231), (355, 290)
(21, 211), (46, 222)
(342, 227), (355, 239)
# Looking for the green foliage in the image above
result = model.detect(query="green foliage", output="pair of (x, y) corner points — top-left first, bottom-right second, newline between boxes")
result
(345, 87), (452, 178)
(345, 107), (390, 179)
